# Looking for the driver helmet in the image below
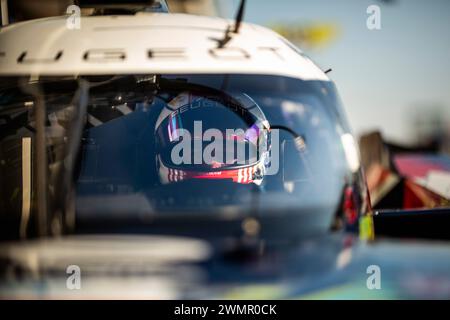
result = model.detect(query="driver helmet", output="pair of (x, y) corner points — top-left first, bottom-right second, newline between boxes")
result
(154, 91), (271, 185)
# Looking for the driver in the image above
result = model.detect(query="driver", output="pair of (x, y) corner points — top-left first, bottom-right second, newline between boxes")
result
(154, 91), (271, 186)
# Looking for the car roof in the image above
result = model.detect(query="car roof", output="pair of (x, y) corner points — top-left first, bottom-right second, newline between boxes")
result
(0, 13), (329, 81)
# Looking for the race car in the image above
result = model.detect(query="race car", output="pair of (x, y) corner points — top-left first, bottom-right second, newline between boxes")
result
(0, 0), (449, 299)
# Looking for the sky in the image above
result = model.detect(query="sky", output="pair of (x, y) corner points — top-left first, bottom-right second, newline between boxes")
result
(221, 0), (450, 144)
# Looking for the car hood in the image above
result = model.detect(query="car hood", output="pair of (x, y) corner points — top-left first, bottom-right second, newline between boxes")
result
(0, 234), (449, 299)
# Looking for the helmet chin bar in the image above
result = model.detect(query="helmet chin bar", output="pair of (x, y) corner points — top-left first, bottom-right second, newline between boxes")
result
(157, 155), (266, 186)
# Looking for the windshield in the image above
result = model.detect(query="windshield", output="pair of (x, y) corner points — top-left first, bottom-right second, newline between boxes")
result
(0, 74), (352, 240)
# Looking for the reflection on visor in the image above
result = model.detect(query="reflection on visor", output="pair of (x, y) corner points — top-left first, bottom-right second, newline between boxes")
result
(168, 113), (183, 142)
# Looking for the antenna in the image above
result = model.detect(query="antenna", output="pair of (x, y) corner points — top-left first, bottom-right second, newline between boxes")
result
(233, 0), (246, 33)
(217, 0), (246, 48)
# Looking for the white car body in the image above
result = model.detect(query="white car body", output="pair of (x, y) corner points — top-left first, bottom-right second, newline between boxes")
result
(0, 12), (329, 81)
